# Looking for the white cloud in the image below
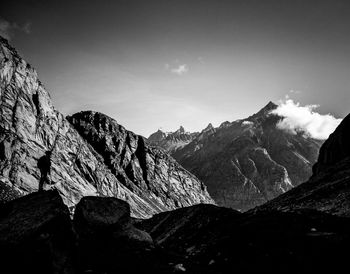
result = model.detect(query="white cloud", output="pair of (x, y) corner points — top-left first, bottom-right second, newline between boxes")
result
(0, 17), (31, 40)
(270, 99), (342, 140)
(170, 64), (189, 75)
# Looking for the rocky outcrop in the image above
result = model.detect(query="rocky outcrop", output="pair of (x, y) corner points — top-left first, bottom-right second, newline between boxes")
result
(256, 113), (350, 217)
(74, 196), (155, 273)
(172, 102), (322, 211)
(0, 36), (213, 218)
(148, 126), (199, 153)
(68, 111), (214, 211)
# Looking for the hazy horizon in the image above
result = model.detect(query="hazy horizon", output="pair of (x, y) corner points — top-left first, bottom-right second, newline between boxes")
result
(1, 0), (349, 136)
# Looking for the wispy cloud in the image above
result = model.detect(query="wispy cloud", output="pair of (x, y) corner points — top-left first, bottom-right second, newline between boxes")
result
(197, 56), (205, 64)
(289, 89), (302, 94)
(170, 64), (189, 75)
(0, 17), (31, 40)
(165, 62), (189, 76)
(271, 99), (342, 140)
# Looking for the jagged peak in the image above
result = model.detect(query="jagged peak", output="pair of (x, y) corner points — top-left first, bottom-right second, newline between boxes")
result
(204, 123), (214, 130)
(155, 128), (165, 134)
(248, 101), (278, 119)
(201, 123), (215, 134)
(175, 126), (186, 134)
(261, 101), (278, 112)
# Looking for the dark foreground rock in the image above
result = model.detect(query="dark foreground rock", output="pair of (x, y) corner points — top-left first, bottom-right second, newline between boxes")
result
(0, 190), (75, 274)
(74, 196), (156, 273)
(139, 206), (350, 274)
(1, 187), (350, 273)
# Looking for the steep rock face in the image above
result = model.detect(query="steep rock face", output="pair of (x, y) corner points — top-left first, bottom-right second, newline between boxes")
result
(68, 111), (214, 212)
(172, 102), (322, 211)
(148, 126), (198, 153)
(0, 36), (213, 218)
(257, 113), (350, 217)
(313, 113), (350, 174)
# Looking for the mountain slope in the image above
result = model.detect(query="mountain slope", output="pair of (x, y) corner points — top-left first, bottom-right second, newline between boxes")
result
(0, 36), (213, 218)
(256, 112), (350, 217)
(171, 102), (322, 210)
(68, 111), (213, 211)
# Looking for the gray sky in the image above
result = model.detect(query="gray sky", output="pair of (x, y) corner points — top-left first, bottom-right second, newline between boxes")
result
(1, 0), (349, 136)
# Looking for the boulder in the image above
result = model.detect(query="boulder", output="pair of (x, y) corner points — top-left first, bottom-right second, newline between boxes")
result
(73, 196), (155, 273)
(0, 190), (75, 273)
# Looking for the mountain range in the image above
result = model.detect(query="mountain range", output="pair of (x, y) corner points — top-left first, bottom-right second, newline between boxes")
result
(1, 102), (349, 273)
(148, 126), (199, 154)
(149, 102), (323, 210)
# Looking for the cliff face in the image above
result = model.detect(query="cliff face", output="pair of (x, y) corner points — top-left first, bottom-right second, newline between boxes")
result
(257, 113), (350, 217)
(312, 113), (350, 175)
(171, 102), (322, 211)
(0, 36), (213, 218)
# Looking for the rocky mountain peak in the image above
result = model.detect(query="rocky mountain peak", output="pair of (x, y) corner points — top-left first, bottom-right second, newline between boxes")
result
(147, 129), (167, 143)
(202, 123), (214, 132)
(148, 125), (199, 153)
(250, 101), (278, 119)
(176, 126), (185, 134)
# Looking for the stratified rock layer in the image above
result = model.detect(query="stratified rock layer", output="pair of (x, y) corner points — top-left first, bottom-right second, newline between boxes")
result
(0, 36), (213, 218)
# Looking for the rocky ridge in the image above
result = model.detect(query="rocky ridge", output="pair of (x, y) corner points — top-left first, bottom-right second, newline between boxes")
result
(148, 126), (199, 154)
(68, 111), (213, 213)
(0, 36), (213, 218)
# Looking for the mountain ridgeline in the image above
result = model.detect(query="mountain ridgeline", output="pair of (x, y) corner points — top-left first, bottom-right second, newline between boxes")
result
(0, 36), (213, 218)
(148, 126), (199, 154)
(149, 102), (323, 211)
